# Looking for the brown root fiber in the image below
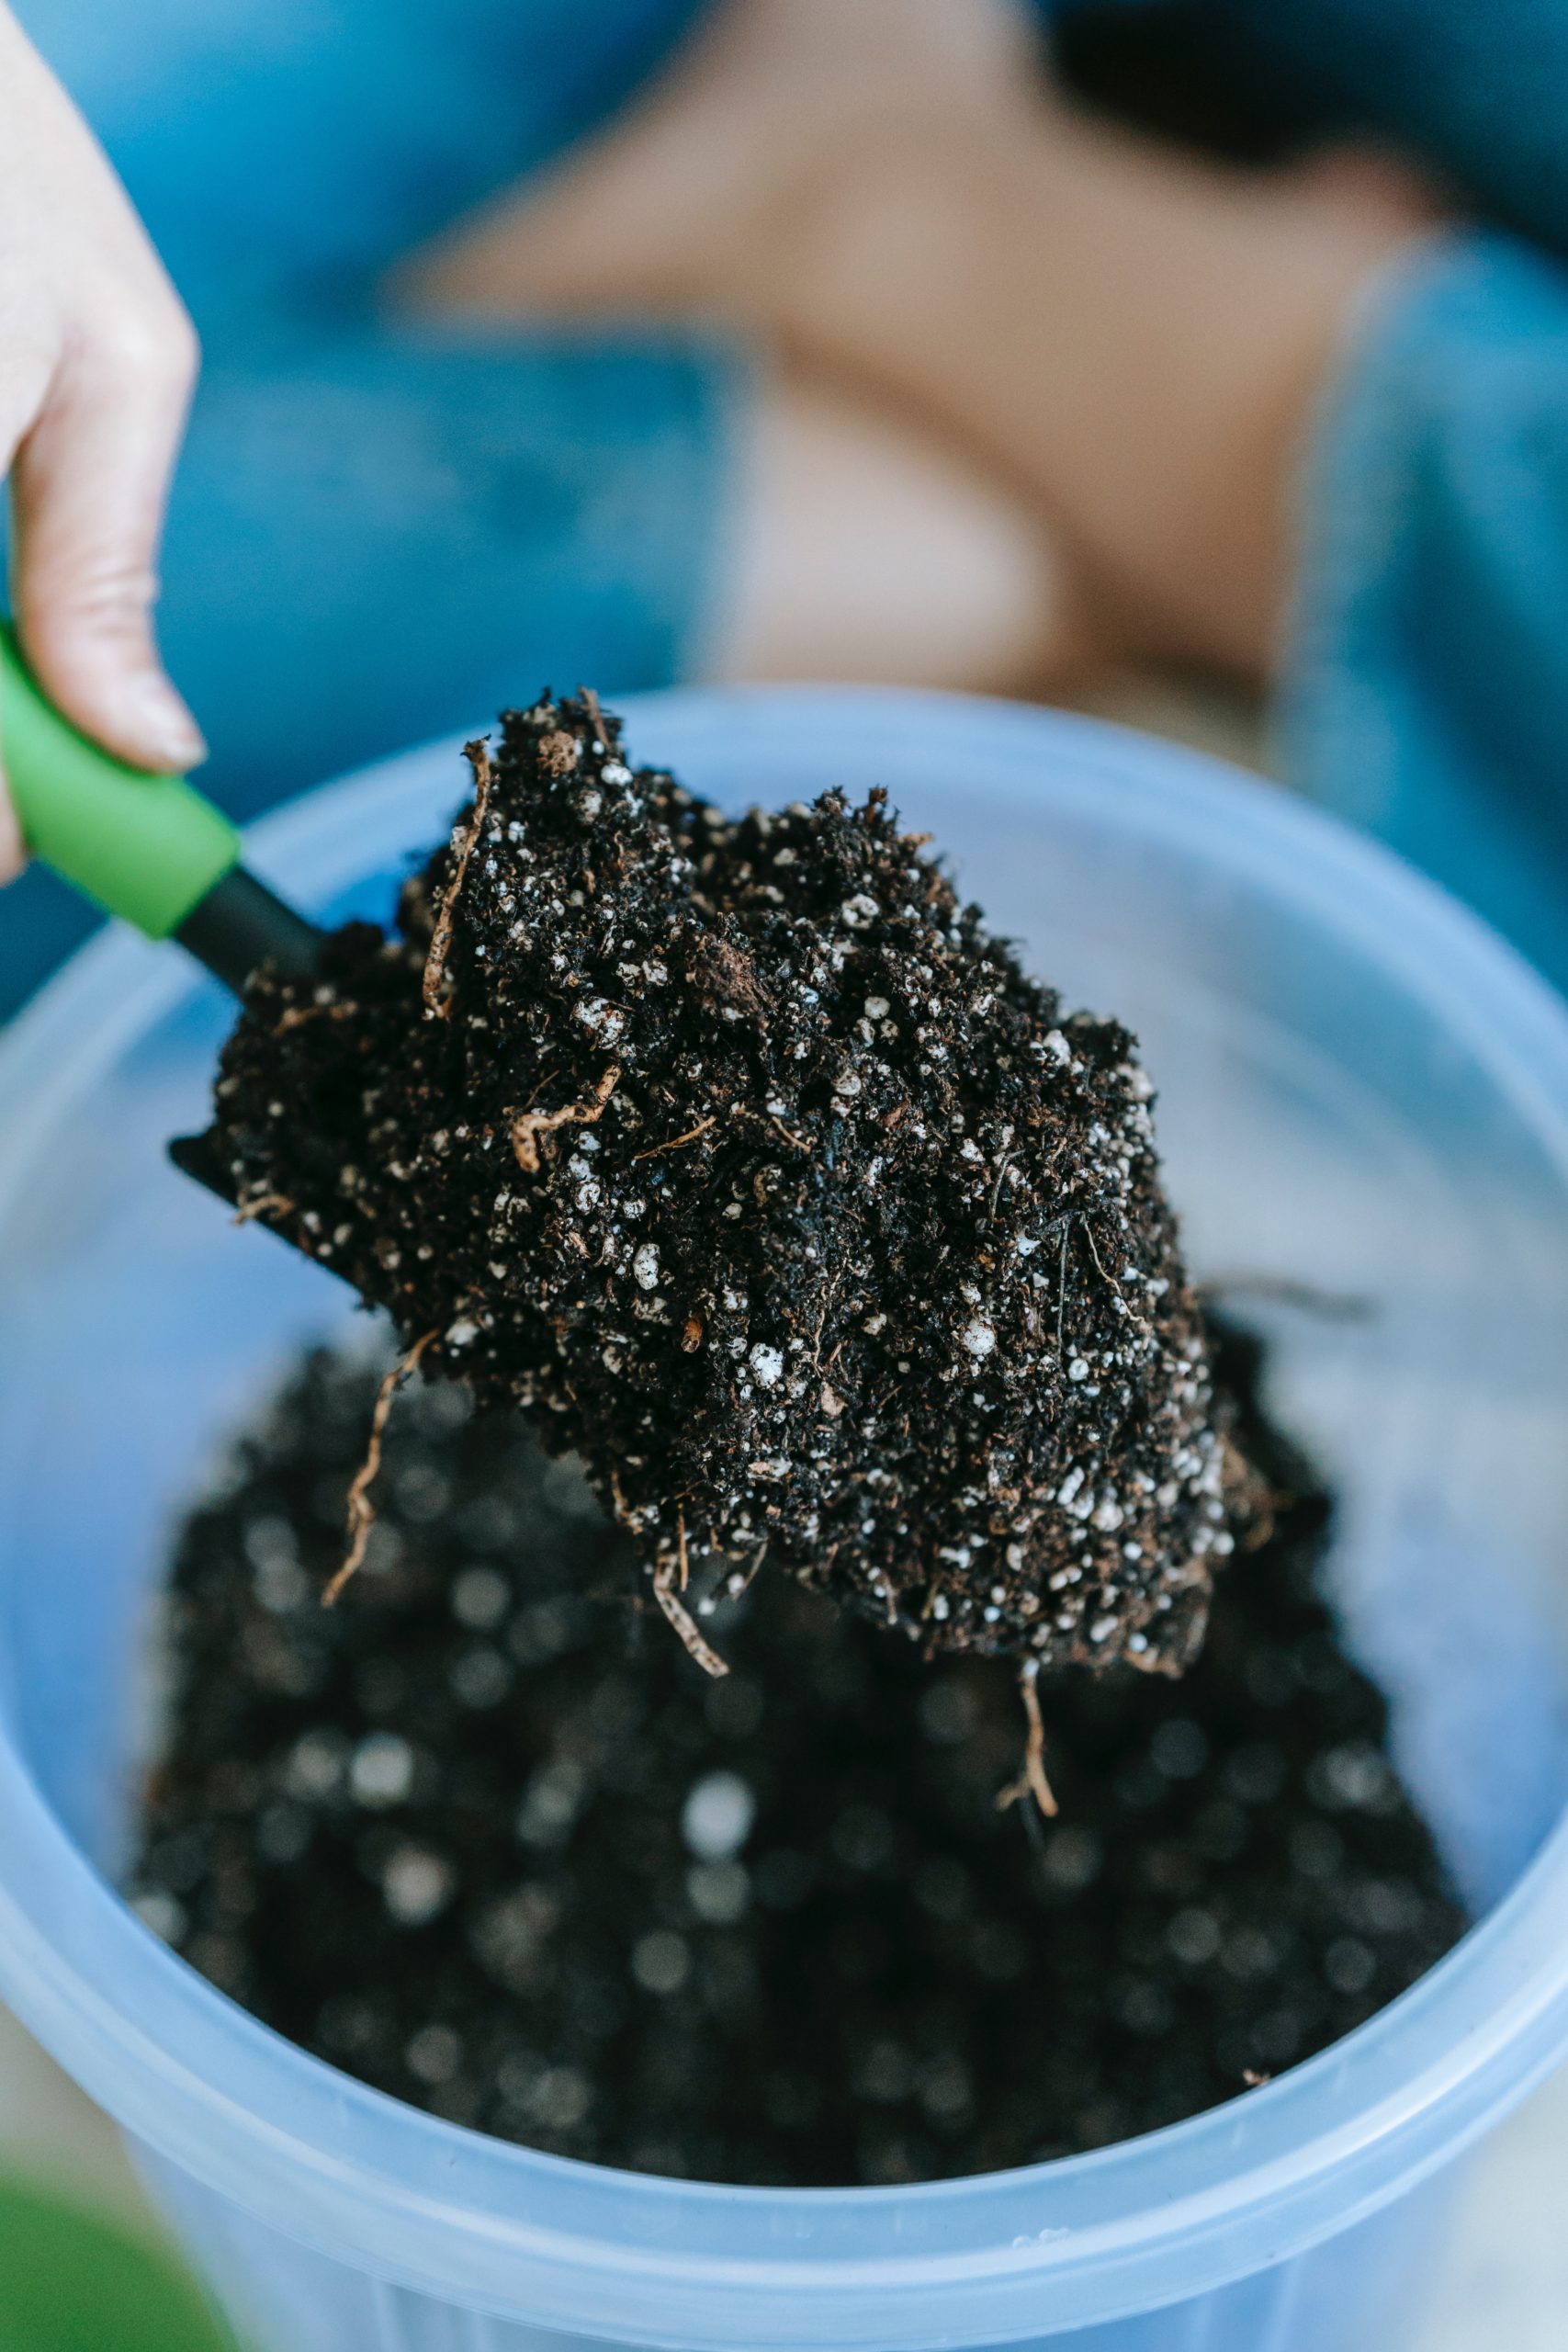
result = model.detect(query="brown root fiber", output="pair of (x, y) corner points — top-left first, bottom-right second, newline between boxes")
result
(652, 1553), (730, 1681)
(510, 1066), (621, 1175)
(422, 740), (494, 1017)
(325, 1329), (438, 1603)
(201, 693), (1260, 1671)
(997, 1661), (1057, 1819)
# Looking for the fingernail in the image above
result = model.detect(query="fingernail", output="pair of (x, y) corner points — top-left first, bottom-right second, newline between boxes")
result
(129, 673), (208, 770)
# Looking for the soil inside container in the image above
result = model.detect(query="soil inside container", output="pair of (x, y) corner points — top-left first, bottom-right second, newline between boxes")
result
(130, 1323), (1463, 2187)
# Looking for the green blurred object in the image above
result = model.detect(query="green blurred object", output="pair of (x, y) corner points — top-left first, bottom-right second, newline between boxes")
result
(0, 621), (240, 940)
(0, 2172), (234, 2352)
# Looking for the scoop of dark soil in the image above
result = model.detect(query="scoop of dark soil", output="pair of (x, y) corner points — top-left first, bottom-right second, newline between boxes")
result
(200, 694), (1256, 1673)
(129, 1329), (1463, 2184)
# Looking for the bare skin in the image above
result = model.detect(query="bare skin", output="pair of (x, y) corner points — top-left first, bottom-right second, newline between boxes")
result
(0, 2), (205, 876)
(715, 374), (1086, 695)
(400, 0), (1439, 688)
(394, 0), (1043, 326)
(400, 0), (1090, 692)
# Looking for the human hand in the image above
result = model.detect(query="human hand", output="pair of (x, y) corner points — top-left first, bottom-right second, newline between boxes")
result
(0, 3), (204, 881)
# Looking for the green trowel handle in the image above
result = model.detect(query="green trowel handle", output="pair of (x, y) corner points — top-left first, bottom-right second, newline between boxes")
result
(0, 621), (241, 938)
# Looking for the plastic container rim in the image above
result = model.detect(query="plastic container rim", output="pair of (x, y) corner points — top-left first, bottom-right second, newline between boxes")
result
(1, 684), (1567, 2346)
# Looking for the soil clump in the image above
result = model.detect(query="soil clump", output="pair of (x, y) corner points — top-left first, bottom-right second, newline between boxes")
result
(201, 695), (1256, 1675)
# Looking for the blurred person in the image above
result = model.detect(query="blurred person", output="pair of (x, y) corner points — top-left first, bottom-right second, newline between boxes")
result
(0, 0), (1076, 1016)
(404, 0), (1568, 996)
(6, 0), (1568, 1008)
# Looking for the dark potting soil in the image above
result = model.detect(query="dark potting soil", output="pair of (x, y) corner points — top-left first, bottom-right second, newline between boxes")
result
(130, 1326), (1464, 2186)
(198, 694), (1259, 1678)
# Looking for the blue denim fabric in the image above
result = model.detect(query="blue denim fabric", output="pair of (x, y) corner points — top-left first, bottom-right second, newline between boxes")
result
(1202, 0), (1568, 992)
(1284, 234), (1568, 996)
(1176, 0), (1568, 258)
(2, 0), (729, 1014)
(16, 0), (708, 325)
(11, 0), (1568, 1013)
(1047, 0), (1568, 992)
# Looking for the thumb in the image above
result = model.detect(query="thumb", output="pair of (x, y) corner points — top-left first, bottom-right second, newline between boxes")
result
(9, 320), (205, 779)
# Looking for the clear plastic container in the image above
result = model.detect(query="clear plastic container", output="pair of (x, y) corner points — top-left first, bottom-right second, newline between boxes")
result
(4, 687), (1568, 2352)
